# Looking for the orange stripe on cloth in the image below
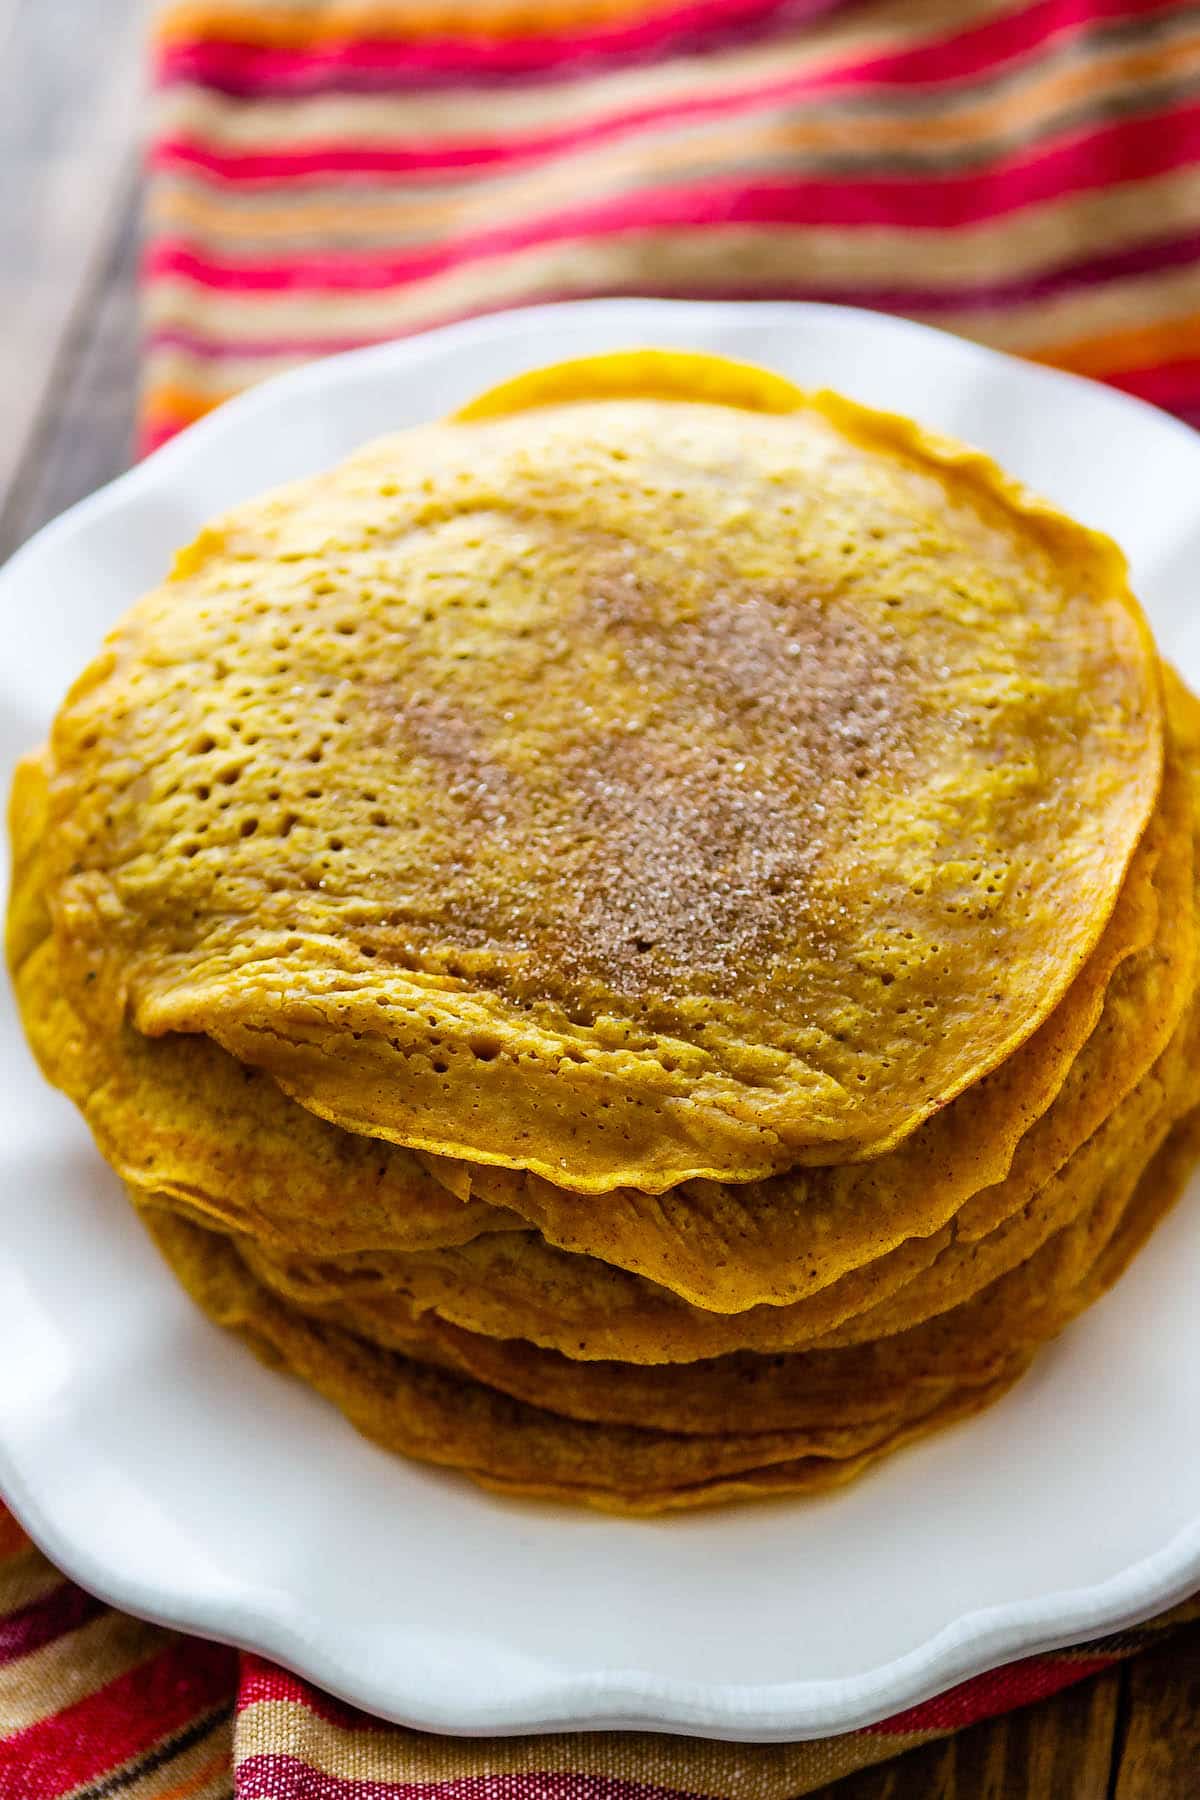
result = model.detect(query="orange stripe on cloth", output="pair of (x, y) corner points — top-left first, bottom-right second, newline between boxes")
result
(141, 377), (238, 419)
(133, 1741), (234, 1800)
(154, 0), (783, 49)
(0, 1510), (30, 1559)
(1033, 306), (1200, 374)
(140, 380), (238, 442)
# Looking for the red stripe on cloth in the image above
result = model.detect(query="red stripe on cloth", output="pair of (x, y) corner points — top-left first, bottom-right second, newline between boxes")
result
(143, 95), (1200, 294)
(0, 1637), (237, 1800)
(0, 1582), (105, 1668)
(149, 0), (1196, 184)
(236, 1754), (710, 1800)
(867, 1651), (1118, 1735)
(237, 1655), (388, 1732)
(152, 0), (1194, 95)
(141, 418), (194, 455)
(1104, 354), (1200, 405)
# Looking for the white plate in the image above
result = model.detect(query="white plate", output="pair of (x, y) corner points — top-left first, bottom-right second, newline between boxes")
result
(4, 300), (1200, 1742)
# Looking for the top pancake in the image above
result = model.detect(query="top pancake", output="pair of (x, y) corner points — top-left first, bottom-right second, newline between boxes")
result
(38, 351), (1162, 1192)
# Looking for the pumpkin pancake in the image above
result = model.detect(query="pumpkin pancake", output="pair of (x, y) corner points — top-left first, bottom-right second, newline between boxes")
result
(38, 351), (1161, 1193)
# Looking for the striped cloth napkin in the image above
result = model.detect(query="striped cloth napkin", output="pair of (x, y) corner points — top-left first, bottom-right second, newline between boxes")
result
(144, 0), (1200, 448)
(8, 0), (1200, 1793)
(3, 1505), (1199, 1798)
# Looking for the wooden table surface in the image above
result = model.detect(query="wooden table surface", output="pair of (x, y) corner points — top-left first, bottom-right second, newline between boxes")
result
(5, 3), (1200, 1793)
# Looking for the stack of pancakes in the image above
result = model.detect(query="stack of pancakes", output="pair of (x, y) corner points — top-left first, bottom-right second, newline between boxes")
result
(9, 350), (1200, 1512)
